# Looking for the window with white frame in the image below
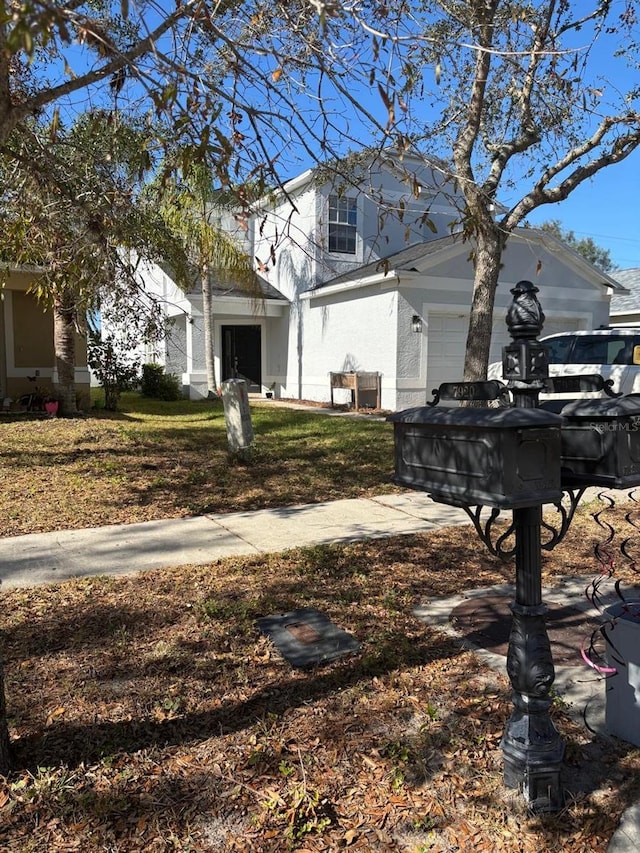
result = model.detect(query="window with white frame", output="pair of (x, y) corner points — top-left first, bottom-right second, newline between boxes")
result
(328, 195), (357, 254)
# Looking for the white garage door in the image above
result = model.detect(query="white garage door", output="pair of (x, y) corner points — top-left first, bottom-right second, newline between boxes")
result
(427, 312), (580, 392)
(426, 312), (468, 394)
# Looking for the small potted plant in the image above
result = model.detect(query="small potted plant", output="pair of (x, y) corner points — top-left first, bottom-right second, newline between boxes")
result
(266, 381), (276, 399)
(44, 396), (59, 417)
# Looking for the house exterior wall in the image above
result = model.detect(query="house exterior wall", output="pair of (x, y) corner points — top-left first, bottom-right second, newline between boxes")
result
(12, 290), (54, 367)
(128, 258), (288, 400)
(255, 155), (463, 300)
(391, 242), (611, 406)
(178, 303), (287, 400)
(165, 315), (188, 377)
(610, 313), (640, 328)
(396, 284), (434, 408)
(357, 159), (460, 259)
(263, 313), (290, 395)
(252, 155), (464, 407)
(1, 270), (90, 404)
(123, 162), (614, 412)
(253, 183), (318, 300)
(295, 287), (399, 408)
(293, 233), (612, 412)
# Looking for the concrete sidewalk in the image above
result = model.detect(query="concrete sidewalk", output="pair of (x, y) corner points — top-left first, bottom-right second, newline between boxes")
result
(0, 490), (637, 850)
(0, 485), (619, 590)
(0, 492), (473, 589)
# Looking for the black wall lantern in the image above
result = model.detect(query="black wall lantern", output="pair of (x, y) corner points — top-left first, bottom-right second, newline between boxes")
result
(389, 280), (640, 813)
(411, 314), (423, 333)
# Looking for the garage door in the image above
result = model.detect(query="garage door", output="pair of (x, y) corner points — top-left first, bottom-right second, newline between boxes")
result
(426, 312), (580, 392)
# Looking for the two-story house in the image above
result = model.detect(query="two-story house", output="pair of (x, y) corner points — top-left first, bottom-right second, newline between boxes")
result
(139, 150), (623, 411)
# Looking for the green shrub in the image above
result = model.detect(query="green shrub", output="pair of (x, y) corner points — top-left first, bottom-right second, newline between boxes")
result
(141, 363), (183, 401)
(140, 363), (163, 397)
(88, 333), (141, 411)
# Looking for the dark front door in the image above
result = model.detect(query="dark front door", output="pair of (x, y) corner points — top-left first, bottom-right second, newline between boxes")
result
(222, 325), (262, 389)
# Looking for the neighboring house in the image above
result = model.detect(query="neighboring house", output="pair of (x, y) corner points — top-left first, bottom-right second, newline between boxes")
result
(610, 269), (640, 327)
(141, 150), (624, 411)
(0, 265), (90, 405)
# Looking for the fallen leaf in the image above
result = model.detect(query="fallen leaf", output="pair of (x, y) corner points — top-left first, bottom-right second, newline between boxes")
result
(45, 706), (65, 725)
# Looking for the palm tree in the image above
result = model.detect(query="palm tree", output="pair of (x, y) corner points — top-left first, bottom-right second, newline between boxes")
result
(0, 113), (189, 415)
(156, 164), (256, 397)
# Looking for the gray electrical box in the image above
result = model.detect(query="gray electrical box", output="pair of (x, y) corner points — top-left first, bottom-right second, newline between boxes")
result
(604, 601), (640, 748)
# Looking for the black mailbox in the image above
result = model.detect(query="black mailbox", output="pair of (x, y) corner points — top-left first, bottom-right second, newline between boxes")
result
(388, 406), (563, 508)
(553, 396), (640, 488)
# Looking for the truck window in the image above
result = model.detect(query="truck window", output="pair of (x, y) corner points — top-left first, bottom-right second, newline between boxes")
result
(570, 336), (630, 365)
(544, 336), (574, 363)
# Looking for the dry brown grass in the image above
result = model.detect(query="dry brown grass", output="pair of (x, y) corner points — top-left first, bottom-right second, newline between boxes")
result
(0, 518), (638, 851)
(1, 397), (639, 850)
(0, 396), (398, 537)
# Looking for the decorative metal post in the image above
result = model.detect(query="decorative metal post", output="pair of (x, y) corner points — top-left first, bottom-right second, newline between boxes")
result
(390, 279), (640, 813)
(500, 281), (564, 811)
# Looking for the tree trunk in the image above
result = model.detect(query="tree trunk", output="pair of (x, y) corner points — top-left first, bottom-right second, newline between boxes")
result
(53, 289), (78, 416)
(463, 226), (507, 383)
(0, 659), (12, 777)
(201, 265), (218, 397)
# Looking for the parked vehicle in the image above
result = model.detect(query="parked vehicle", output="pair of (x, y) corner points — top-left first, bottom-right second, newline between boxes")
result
(489, 328), (640, 398)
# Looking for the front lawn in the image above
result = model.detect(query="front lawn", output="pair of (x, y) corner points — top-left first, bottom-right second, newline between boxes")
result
(2, 394), (640, 851)
(1, 508), (639, 851)
(0, 395), (398, 536)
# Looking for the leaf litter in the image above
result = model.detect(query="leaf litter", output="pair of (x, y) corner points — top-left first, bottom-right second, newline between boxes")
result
(1, 502), (639, 851)
(0, 406), (639, 850)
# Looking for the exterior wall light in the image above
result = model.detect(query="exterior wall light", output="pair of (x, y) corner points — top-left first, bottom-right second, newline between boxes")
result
(411, 315), (422, 333)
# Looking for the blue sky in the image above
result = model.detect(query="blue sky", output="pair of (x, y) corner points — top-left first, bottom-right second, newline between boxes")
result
(524, 151), (640, 271)
(270, 5), (640, 274)
(521, 6), (640, 272)
(50, 4), (639, 271)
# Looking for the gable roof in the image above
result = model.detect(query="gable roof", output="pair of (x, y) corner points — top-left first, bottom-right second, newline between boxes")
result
(610, 269), (640, 314)
(209, 271), (288, 302)
(311, 234), (460, 290)
(304, 228), (625, 297)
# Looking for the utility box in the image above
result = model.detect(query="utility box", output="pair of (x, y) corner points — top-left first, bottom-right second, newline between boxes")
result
(604, 601), (640, 748)
(222, 379), (254, 454)
(551, 396), (640, 488)
(387, 406), (563, 508)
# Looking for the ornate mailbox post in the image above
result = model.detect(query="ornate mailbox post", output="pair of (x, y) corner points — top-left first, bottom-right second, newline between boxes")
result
(499, 281), (564, 810)
(389, 280), (640, 813)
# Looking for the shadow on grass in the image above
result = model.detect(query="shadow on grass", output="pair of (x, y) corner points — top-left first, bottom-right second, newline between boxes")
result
(4, 561), (640, 852)
(11, 629), (462, 772)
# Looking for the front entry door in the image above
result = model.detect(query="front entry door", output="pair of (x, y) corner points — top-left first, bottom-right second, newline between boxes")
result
(221, 325), (262, 390)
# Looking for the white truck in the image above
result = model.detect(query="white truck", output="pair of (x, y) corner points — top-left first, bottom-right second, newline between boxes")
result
(489, 328), (640, 399)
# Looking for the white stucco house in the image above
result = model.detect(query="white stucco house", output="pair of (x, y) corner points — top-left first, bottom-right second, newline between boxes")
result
(138, 150), (624, 411)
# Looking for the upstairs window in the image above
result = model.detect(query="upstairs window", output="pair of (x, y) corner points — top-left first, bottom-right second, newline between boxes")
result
(328, 195), (357, 254)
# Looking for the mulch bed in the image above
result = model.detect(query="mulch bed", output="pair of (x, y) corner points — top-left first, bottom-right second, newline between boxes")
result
(450, 594), (603, 666)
